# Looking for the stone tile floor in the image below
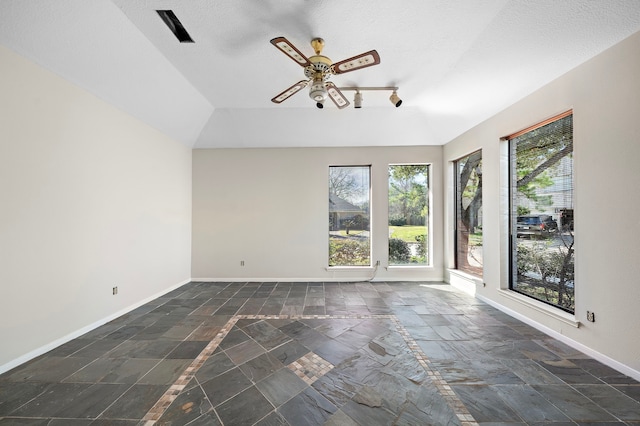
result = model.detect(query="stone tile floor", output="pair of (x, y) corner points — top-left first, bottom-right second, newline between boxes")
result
(1, 281), (639, 425)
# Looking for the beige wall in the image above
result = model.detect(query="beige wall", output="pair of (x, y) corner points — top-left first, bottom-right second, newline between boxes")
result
(192, 146), (443, 281)
(443, 31), (640, 377)
(0, 45), (192, 371)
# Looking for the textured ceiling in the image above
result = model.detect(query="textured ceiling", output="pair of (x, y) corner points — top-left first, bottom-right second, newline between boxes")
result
(2, 0), (640, 148)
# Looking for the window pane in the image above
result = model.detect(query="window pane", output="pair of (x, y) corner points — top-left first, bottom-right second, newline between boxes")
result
(388, 165), (429, 265)
(329, 166), (370, 266)
(509, 114), (574, 313)
(455, 151), (483, 275)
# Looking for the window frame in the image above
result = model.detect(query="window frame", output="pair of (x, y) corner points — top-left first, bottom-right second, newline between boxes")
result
(387, 163), (430, 267)
(453, 150), (483, 276)
(506, 111), (575, 314)
(328, 165), (372, 268)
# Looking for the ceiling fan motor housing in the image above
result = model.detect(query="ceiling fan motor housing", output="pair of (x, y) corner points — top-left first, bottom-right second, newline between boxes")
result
(309, 75), (328, 102)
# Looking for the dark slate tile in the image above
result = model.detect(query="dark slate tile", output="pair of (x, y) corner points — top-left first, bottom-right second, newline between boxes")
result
(239, 352), (285, 383)
(501, 359), (566, 385)
(243, 320), (292, 350)
(137, 359), (191, 385)
(302, 306), (326, 315)
(532, 384), (617, 421)
(450, 384), (521, 422)
(278, 321), (312, 338)
(195, 351), (236, 383)
(339, 399), (396, 426)
(128, 323), (173, 340)
(537, 359), (604, 384)
(0, 381), (51, 416)
(63, 357), (158, 384)
(311, 369), (360, 408)
(254, 411), (290, 426)
(255, 368), (308, 407)
(493, 384), (570, 422)
(470, 359), (525, 385)
(415, 340), (462, 361)
(614, 384), (640, 402)
(0, 419), (50, 425)
(215, 385), (274, 426)
(70, 338), (125, 359)
(218, 328), (250, 350)
(571, 358), (639, 385)
(99, 384), (167, 420)
(269, 340), (310, 366)
(430, 360), (486, 385)
(225, 338), (266, 365)
(155, 384), (214, 425)
(105, 339), (180, 359)
(2, 356), (94, 382)
(201, 367), (252, 406)
(396, 382), (462, 426)
(11, 382), (129, 418)
(331, 350), (385, 385)
(45, 338), (94, 357)
(313, 339), (358, 366)
(166, 341), (209, 359)
(103, 325), (147, 340)
(187, 325), (222, 341)
(177, 400), (224, 423)
(573, 384), (640, 421)
(278, 387), (337, 426)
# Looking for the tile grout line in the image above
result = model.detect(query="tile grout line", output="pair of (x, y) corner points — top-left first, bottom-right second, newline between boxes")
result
(141, 313), (479, 425)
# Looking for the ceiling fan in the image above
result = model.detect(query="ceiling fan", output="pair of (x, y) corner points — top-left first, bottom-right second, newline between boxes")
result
(270, 36), (380, 109)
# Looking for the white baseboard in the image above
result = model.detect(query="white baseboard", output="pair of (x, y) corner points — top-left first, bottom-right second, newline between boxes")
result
(0, 279), (190, 375)
(476, 293), (640, 382)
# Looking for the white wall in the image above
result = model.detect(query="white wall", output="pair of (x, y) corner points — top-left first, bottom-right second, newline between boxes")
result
(192, 146), (443, 282)
(0, 45), (193, 372)
(443, 31), (640, 376)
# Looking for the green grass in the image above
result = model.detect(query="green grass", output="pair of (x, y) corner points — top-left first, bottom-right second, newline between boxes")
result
(469, 231), (483, 246)
(389, 226), (427, 241)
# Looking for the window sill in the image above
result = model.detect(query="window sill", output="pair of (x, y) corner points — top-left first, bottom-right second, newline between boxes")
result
(497, 289), (580, 328)
(386, 265), (431, 270)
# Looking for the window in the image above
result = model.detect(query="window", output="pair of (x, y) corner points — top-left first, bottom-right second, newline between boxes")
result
(454, 151), (483, 275)
(329, 166), (370, 266)
(388, 165), (429, 265)
(508, 112), (575, 313)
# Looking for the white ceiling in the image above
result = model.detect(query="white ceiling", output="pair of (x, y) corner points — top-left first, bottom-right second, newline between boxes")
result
(2, 1), (640, 148)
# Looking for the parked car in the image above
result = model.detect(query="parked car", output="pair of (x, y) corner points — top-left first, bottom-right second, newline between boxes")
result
(516, 215), (558, 237)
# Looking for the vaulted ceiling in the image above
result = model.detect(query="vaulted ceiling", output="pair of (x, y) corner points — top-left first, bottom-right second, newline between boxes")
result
(2, 1), (640, 148)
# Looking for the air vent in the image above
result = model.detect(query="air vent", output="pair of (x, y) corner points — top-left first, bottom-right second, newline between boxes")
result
(156, 10), (194, 43)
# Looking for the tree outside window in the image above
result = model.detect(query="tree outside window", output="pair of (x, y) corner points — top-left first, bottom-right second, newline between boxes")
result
(388, 165), (429, 265)
(329, 166), (370, 266)
(509, 113), (575, 313)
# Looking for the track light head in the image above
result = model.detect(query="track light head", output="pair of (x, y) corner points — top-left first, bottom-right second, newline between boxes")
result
(354, 91), (363, 109)
(389, 91), (402, 107)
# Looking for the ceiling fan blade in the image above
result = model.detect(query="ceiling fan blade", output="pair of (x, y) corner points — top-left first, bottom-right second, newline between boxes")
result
(271, 80), (308, 104)
(332, 50), (381, 74)
(270, 37), (311, 67)
(326, 82), (350, 109)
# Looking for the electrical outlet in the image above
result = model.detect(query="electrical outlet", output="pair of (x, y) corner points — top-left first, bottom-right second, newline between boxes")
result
(240, 260), (245, 267)
(112, 286), (118, 295)
(586, 311), (595, 322)
(376, 260), (380, 266)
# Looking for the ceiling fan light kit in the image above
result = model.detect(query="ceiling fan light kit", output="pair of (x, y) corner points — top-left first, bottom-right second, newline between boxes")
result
(338, 86), (402, 109)
(270, 36), (383, 109)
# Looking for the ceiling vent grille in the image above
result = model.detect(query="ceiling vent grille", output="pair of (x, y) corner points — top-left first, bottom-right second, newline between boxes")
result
(156, 10), (194, 43)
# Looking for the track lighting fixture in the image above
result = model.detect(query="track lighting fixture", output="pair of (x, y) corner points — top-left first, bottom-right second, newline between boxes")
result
(354, 91), (363, 109)
(389, 90), (402, 107)
(337, 86), (402, 108)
